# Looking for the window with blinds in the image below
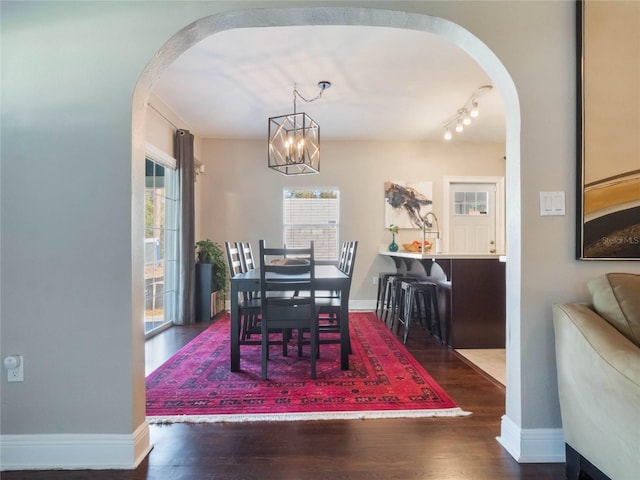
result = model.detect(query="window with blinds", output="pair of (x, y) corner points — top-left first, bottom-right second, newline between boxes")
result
(283, 189), (339, 260)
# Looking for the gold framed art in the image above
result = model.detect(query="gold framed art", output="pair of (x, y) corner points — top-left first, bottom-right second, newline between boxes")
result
(577, 0), (640, 260)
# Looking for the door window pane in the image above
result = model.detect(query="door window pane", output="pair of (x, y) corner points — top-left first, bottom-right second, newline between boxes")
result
(454, 191), (489, 215)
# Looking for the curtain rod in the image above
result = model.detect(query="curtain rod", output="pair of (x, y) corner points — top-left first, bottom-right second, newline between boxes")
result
(147, 102), (180, 130)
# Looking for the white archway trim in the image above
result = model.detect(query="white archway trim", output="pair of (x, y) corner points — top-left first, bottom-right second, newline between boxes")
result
(133, 6), (537, 463)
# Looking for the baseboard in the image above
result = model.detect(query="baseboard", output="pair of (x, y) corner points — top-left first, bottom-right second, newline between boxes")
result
(0, 421), (151, 471)
(347, 300), (375, 311)
(497, 414), (566, 463)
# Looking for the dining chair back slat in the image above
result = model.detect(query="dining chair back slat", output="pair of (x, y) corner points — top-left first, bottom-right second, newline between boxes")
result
(337, 241), (349, 271)
(239, 242), (256, 272)
(341, 241), (358, 277)
(225, 242), (245, 277)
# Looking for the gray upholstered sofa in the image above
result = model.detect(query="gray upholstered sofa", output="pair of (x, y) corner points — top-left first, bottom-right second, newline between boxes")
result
(553, 273), (640, 480)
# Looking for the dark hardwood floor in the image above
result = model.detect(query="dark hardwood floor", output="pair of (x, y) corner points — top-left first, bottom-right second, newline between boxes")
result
(4, 312), (566, 480)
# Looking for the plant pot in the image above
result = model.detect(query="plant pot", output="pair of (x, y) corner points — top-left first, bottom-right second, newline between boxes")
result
(196, 263), (214, 322)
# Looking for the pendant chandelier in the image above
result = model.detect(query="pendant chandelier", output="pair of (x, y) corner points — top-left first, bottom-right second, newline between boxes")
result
(268, 81), (331, 175)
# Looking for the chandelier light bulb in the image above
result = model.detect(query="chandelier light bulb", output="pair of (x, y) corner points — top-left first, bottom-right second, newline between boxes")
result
(463, 113), (471, 126)
(455, 119), (464, 133)
(444, 128), (452, 140)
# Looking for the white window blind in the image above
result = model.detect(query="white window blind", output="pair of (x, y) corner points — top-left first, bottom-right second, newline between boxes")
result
(283, 189), (339, 260)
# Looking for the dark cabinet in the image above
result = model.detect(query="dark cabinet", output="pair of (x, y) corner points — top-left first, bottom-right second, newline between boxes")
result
(382, 253), (506, 348)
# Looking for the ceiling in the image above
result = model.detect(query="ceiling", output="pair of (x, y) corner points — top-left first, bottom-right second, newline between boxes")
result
(152, 25), (506, 143)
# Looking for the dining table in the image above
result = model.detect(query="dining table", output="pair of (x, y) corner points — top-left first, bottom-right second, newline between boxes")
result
(230, 264), (351, 372)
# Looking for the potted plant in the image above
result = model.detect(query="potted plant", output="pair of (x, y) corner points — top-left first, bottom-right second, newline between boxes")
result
(195, 239), (227, 290)
(195, 239), (227, 321)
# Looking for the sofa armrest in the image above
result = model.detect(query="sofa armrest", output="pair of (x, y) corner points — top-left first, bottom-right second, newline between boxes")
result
(553, 303), (640, 480)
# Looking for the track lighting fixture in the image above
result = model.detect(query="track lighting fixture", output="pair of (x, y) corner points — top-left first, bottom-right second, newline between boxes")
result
(442, 85), (492, 141)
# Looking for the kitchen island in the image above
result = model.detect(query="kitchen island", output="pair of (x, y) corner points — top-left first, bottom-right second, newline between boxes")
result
(378, 248), (506, 349)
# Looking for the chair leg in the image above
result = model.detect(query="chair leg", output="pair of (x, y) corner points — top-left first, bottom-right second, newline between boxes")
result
(375, 277), (384, 317)
(403, 290), (414, 344)
(297, 328), (304, 357)
(389, 287), (397, 329)
(382, 279), (394, 325)
(310, 325), (317, 379)
(261, 323), (268, 380)
(385, 288), (400, 332)
(390, 284), (402, 334)
(430, 289), (443, 344)
(283, 328), (290, 357)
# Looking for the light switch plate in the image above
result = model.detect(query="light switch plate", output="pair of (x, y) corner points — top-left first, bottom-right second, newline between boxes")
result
(539, 191), (565, 216)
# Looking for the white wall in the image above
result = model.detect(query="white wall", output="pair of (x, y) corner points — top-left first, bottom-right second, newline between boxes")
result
(1, 0), (638, 469)
(201, 138), (505, 304)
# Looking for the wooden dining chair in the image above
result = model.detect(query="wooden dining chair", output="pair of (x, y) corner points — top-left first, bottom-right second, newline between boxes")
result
(316, 240), (353, 299)
(225, 241), (261, 343)
(259, 240), (318, 380)
(317, 241), (358, 350)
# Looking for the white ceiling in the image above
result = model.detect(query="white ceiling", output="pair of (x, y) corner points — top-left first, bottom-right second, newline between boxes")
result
(153, 25), (505, 142)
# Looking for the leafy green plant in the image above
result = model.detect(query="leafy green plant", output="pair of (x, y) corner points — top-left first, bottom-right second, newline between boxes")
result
(388, 224), (399, 235)
(195, 239), (227, 291)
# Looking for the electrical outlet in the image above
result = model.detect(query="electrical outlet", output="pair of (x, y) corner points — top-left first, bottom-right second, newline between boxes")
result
(7, 355), (24, 382)
(372, 276), (378, 285)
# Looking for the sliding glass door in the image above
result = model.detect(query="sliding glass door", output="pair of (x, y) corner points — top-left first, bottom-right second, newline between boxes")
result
(145, 157), (178, 335)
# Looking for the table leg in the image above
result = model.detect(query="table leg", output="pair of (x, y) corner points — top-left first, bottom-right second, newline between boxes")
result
(230, 281), (240, 372)
(340, 287), (350, 370)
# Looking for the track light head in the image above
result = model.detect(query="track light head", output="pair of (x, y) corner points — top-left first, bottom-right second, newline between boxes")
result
(470, 101), (479, 118)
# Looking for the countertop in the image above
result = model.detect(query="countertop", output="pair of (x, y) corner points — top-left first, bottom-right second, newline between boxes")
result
(378, 247), (506, 261)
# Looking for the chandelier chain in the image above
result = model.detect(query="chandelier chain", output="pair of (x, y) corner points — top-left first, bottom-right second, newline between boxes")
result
(292, 82), (331, 114)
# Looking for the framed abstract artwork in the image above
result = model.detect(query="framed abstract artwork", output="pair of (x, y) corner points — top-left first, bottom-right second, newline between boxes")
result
(577, 0), (640, 260)
(384, 180), (433, 229)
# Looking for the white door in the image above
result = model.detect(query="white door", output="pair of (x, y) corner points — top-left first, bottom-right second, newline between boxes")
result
(449, 183), (498, 254)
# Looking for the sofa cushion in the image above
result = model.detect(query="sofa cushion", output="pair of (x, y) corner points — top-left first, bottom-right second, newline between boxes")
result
(588, 273), (640, 347)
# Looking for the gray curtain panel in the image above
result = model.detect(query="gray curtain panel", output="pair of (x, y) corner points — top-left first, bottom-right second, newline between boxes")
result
(175, 129), (195, 325)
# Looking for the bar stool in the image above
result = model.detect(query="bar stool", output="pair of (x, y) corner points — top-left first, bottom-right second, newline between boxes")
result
(383, 276), (421, 329)
(394, 280), (442, 344)
(382, 275), (404, 327)
(376, 272), (401, 318)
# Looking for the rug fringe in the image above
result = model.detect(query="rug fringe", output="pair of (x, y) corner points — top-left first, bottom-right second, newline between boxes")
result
(147, 408), (472, 424)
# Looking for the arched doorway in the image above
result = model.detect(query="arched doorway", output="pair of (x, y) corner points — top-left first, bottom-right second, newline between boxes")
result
(132, 5), (521, 457)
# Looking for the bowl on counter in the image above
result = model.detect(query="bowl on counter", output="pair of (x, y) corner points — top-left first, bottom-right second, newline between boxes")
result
(402, 241), (431, 253)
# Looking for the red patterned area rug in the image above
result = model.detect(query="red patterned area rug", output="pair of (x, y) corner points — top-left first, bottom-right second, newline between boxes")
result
(146, 311), (470, 423)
